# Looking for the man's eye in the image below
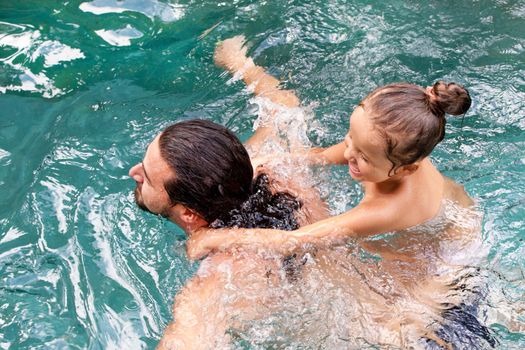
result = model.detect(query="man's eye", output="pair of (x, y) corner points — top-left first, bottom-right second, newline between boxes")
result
(360, 154), (368, 162)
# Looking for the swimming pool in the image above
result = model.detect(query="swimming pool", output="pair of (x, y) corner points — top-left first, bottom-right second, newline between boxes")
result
(1, 0), (524, 348)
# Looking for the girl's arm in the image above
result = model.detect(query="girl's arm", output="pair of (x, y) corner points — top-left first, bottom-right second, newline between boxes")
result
(187, 199), (395, 260)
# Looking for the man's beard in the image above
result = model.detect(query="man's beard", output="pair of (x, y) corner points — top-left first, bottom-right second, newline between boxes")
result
(133, 185), (171, 219)
(134, 186), (152, 213)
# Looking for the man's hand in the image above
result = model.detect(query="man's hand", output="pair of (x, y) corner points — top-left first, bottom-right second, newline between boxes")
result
(214, 35), (249, 73)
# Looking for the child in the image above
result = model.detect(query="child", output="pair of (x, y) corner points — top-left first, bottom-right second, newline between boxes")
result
(187, 36), (474, 261)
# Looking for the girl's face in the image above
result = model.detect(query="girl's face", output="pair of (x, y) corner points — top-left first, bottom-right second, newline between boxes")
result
(343, 106), (395, 183)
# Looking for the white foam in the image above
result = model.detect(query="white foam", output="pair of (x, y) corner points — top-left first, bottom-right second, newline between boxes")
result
(0, 30), (38, 51)
(2, 67), (61, 98)
(0, 148), (10, 162)
(85, 190), (160, 334)
(40, 177), (76, 234)
(0, 227), (25, 245)
(249, 96), (314, 155)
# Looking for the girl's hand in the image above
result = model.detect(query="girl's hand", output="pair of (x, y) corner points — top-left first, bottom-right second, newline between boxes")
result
(186, 227), (299, 260)
(186, 227), (222, 260)
(214, 35), (249, 73)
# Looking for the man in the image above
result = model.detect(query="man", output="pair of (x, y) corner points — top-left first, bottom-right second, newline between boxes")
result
(128, 36), (337, 349)
(129, 118), (326, 349)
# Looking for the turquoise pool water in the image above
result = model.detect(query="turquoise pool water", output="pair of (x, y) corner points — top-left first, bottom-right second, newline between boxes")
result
(1, 0), (524, 348)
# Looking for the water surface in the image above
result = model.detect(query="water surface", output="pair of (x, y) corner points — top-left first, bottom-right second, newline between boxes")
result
(1, 0), (524, 348)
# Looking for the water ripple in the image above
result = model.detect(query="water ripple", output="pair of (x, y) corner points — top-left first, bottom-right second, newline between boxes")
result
(95, 25), (144, 47)
(1, 0), (524, 349)
(0, 21), (84, 97)
(79, 0), (185, 22)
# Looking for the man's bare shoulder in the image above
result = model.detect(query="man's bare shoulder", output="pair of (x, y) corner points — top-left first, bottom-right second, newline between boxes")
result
(442, 175), (474, 207)
(196, 251), (279, 280)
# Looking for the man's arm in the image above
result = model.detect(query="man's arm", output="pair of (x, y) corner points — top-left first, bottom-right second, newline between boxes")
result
(214, 36), (300, 148)
(214, 35), (300, 108)
(214, 36), (347, 164)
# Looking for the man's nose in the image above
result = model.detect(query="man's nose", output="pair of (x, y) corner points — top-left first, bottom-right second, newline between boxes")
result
(129, 163), (144, 183)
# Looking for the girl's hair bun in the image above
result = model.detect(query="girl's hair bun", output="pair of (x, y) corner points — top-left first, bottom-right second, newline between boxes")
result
(428, 81), (472, 116)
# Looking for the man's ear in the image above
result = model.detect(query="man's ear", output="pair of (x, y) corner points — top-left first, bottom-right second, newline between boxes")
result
(179, 206), (202, 224)
(170, 204), (208, 231)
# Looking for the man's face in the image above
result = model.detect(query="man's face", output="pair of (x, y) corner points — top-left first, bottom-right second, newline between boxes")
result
(129, 134), (174, 218)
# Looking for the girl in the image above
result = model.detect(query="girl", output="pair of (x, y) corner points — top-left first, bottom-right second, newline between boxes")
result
(187, 36), (473, 262)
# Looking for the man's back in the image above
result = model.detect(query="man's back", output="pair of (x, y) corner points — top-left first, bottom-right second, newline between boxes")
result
(157, 162), (329, 350)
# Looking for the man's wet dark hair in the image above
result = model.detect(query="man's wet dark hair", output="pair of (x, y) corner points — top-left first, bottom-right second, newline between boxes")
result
(159, 119), (253, 223)
(158, 119), (302, 230)
(211, 174), (301, 231)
